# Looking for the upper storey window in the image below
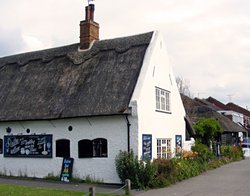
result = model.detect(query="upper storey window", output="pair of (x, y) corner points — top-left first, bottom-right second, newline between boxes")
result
(155, 87), (170, 112)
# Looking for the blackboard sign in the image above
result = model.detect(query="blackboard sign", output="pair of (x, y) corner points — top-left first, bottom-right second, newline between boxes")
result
(60, 158), (74, 182)
(142, 134), (152, 160)
(4, 134), (53, 158)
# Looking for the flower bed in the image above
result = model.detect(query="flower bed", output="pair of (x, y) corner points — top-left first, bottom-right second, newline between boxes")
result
(115, 145), (244, 189)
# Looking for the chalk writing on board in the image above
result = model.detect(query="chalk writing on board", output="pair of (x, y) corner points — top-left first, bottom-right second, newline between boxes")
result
(4, 134), (53, 158)
(142, 134), (152, 160)
(60, 158), (74, 182)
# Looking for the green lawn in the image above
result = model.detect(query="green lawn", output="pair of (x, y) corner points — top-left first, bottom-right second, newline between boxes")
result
(0, 184), (124, 196)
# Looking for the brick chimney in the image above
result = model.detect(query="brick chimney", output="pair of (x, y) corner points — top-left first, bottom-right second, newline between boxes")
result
(79, 4), (99, 50)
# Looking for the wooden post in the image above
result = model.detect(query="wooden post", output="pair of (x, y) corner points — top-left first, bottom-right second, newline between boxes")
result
(125, 179), (131, 195)
(89, 187), (96, 196)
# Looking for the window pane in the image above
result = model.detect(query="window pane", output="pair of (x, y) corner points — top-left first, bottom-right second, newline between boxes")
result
(166, 92), (170, 111)
(78, 139), (93, 158)
(167, 139), (171, 146)
(56, 139), (70, 158)
(156, 89), (160, 109)
(156, 88), (160, 95)
(156, 101), (160, 110)
(161, 97), (166, 110)
(0, 139), (2, 154)
(157, 147), (161, 154)
(93, 138), (108, 157)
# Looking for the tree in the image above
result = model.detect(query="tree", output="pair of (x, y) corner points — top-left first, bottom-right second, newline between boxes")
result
(176, 76), (193, 98)
(194, 117), (223, 147)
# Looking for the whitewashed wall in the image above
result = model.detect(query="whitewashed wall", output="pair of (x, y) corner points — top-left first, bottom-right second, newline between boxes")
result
(131, 31), (186, 159)
(0, 116), (129, 183)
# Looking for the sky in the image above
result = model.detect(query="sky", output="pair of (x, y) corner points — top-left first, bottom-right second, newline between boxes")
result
(0, 0), (250, 109)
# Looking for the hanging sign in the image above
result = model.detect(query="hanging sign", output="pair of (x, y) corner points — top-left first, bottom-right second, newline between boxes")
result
(142, 134), (152, 160)
(175, 135), (182, 148)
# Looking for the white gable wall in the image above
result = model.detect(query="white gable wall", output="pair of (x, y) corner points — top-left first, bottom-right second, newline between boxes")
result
(130, 31), (186, 159)
(0, 116), (128, 183)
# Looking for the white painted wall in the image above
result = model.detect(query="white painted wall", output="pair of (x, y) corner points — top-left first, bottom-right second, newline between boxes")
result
(218, 110), (244, 125)
(131, 31), (186, 159)
(0, 116), (129, 183)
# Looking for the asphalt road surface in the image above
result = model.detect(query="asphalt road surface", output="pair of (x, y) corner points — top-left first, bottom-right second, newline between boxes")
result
(137, 159), (250, 196)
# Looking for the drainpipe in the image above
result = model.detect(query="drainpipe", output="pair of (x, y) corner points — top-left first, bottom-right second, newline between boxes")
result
(125, 115), (131, 152)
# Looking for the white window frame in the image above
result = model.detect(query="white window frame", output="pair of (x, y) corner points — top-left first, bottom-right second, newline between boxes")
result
(155, 87), (170, 112)
(157, 138), (172, 159)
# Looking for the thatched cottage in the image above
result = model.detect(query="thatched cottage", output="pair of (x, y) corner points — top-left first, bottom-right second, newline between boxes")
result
(181, 94), (246, 146)
(0, 4), (187, 183)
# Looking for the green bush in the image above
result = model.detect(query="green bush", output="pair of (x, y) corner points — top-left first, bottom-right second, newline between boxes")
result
(193, 117), (223, 147)
(175, 159), (203, 181)
(192, 142), (215, 165)
(115, 150), (140, 188)
(138, 159), (157, 189)
(115, 150), (157, 189)
(221, 145), (244, 161)
(152, 158), (177, 187)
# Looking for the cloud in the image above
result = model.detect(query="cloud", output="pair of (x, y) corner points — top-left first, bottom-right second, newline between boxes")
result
(21, 35), (48, 52)
(0, 27), (24, 57)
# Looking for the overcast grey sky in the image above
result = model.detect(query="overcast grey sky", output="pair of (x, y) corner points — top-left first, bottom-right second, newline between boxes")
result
(1, 0), (250, 109)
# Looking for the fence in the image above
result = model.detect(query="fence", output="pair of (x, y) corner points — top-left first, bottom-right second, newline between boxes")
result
(83, 179), (131, 196)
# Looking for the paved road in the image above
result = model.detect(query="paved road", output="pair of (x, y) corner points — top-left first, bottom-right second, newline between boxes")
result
(137, 159), (250, 196)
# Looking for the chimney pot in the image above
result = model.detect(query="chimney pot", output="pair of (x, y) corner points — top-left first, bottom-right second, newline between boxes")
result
(85, 6), (91, 21)
(89, 4), (95, 20)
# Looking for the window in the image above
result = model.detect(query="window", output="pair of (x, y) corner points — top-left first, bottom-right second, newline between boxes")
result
(78, 138), (108, 158)
(56, 139), (70, 158)
(93, 138), (107, 157)
(155, 87), (170, 112)
(186, 128), (191, 141)
(78, 139), (93, 158)
(157, 138), (171, 159)
(0, 139), (2, 154)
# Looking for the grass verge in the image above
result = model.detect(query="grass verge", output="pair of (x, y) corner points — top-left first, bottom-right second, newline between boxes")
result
(0, 184), (124, 196)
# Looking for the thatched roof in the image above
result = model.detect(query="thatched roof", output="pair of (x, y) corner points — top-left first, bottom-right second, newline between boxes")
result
(226, 102), (250, 117)
(0, 32), (153, 121)
(181, 94), (246, 133)
(206, 97), (250, 117)
(206, 96), (228, 110)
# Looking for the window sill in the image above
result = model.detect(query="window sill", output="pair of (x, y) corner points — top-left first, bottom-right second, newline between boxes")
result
(155, 110), (172, 114)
